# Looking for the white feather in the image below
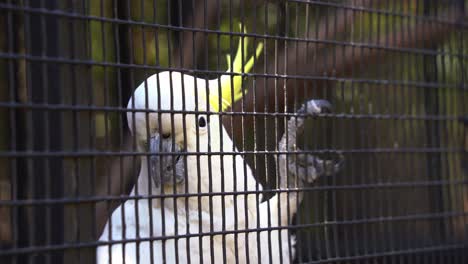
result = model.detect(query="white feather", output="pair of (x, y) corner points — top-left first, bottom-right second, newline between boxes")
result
(97, 72), (298, 264)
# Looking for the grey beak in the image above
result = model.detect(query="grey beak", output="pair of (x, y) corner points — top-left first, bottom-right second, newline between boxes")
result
(149, 135), (185, 188)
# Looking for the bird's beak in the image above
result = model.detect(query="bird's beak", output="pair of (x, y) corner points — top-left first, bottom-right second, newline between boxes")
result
(149, 134), (185, 188)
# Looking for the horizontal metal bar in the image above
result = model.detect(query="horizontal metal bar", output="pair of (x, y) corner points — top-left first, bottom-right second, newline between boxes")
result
(1, 51), (467, 93)
(0, 53), (466, 91)
(306, 244), (468, 263)
(0, 147), (462, 158)
(0, 212), (466, 256)
(0, 102), (462, 121)
(0, 178), (465, 207)
(289, 0), (467, 26)
(0, 3), (467, 59)
(0, 1), (465, 30)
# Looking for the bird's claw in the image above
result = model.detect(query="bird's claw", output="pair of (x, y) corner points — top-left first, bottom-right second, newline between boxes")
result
(292, 152), (344, 184)
(297, 99), (333, 115)
(278, 99), (344, 188)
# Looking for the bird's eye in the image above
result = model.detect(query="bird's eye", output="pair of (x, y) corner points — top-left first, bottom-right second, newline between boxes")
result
(198, 116), (207, 128)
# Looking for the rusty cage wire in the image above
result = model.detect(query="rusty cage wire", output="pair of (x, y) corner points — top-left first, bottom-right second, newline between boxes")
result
(0, 0), (467, 263)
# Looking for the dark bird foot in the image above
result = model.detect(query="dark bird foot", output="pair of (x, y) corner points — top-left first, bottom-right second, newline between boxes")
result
(278, 99), (344, 188)
(298, 99), (333, 115)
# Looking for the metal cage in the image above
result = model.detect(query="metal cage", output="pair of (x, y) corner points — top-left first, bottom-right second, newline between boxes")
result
(0, 0), (467, 263)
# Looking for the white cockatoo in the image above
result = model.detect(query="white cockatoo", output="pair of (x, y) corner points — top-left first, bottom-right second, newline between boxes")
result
(97, 25), (342, 264)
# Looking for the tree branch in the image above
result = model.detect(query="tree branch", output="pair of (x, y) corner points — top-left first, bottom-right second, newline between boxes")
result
(225, 0), (374, 138)
(172, 0), (219, 69)
(227, 5), (464, 142)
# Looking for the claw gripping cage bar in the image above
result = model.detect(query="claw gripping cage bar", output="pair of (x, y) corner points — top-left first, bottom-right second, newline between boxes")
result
(0, 0), (467, 263)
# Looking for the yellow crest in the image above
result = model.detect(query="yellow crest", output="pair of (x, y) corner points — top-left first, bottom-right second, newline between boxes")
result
(208, 24), (264, 112)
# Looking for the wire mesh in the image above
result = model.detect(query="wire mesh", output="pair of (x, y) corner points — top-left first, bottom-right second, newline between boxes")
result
(0, 0), (467, 263)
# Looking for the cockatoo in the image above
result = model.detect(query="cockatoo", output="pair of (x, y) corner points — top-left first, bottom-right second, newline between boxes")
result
(97, 26), (342, 264)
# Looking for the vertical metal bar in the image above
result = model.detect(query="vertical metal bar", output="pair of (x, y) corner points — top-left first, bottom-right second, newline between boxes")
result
(153, 3), (162, 263)
(6, 2), (19, 263)
(37, 2), (51, 263)
(365, 4), (375, 260)
(155, 31), (164, 264)
(397, 3), (408, 262)
(416, 5), (430, 264)
(357, 6), (371, 262)
(193, 58), (203, 264)
(174, 0), (189, 258)
(302, 3), (313, 261)
(214, 1), (227, 262)
(291, 1), (300, 262)
(274, 2), (282, 263)
(138, 1), (157, 264)
(422, 3), (444, 264)
(262, 2), (272, 261)
(439, 4), (455, 257)
(21, 1), (35, 262)
(169, 22), (181, 264)
(161, 10), (171, 228)
(251, 3), (262, 261)
(404, 100), (415, 263)
(338, 79), (348, 262)
(77, 2), (86, 261)
(311, 4), (323, 262)
(282, 1), (289, 262)
(348, 3), (360, 262)
(456, 3), (467, 264)
(385, 2), (397, 264)
(85, 0), (96, 262)
(47, 0), (69, 261)
(174, 1), (184, 263)
(179, 19), (191, 264)
(67, 1), (80, 262)
(200, 1), (216, 263)
(323, 6), (333, 261)
(371, 2), (389, 264)
(117, 2), (133, 261)
(227, 1), (239, 262)
(239, 1), (251, 263)
(206, 79), (215, 264)
(108, 1), (122, 264)
(175, 1), (191, 262)
(330, 4), (340, 262)
(131, 0), (142, 262)
(97, 2), (108, 263)
(445, 5), (462, 263)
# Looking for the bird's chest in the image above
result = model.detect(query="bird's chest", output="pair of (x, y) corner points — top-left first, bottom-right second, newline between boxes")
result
(157, 196), (251, 234)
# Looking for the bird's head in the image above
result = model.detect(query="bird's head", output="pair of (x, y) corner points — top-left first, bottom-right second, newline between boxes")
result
(127, 26), (263, 188)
